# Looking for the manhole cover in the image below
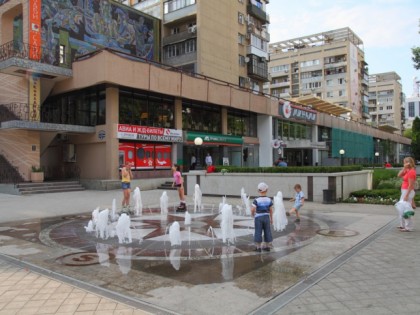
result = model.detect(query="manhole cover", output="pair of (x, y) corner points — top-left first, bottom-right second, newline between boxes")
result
(316, 229), (359, 237)
(56, 252), (115, 266)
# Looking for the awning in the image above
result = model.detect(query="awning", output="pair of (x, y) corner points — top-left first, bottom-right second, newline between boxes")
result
(291, 95), (352, 117)
(378, 124), (399, 133)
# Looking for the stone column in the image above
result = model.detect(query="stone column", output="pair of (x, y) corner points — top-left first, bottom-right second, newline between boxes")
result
(105, 86), (120, 180)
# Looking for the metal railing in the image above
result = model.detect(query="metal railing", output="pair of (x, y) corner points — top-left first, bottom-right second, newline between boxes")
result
(0, 103), (30, 122)
(0, 40), (71, 68)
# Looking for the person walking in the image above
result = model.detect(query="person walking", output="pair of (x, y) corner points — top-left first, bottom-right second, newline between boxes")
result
(121, 162), (133, 210)
(205, 153), (213, 166)
(396, 157), (416, 232)
(190, 154), (197, 170)
(172, 164), (186, 212)
(251, 182), (273, 252)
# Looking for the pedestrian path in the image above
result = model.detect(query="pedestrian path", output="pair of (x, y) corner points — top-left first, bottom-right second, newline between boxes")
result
(0, 190), (417, 314)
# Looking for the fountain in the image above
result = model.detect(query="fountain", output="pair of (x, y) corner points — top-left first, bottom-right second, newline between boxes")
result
(221, 204), (235, 244)
(169, 248), (181, 270)
(92, 207), (99, 230)
(111, 198), (118, 221)
(116, 213), (132, 244)
(207, 226), (215, 244)
(273, 191), (288, 232)
(169, 221), (182, 246)
(116, 246), (132, 275)
(160, 191), (169, 215)
(133, 187), (142, 215)
(96, 243), (111, 267)
(221, 245), (235, 280)
(240, 188), (251, 216)
(218, 196), (227, 213)
(193, 184), (202, 213)
(184, 211), (191, 225)
(84, 220), (94, 232)
(96, 209), (110, 240)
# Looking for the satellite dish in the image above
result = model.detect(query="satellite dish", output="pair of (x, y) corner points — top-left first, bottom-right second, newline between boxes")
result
(271, 139), (281, 149)
(244, 57), (250, 63)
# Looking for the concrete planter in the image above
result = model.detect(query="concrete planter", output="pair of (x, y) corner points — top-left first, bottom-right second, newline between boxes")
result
(30, 172), (44, 183)
(185, 170), (373, 203)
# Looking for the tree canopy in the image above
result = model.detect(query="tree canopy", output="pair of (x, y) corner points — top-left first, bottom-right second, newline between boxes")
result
(411, 117), (420, 160)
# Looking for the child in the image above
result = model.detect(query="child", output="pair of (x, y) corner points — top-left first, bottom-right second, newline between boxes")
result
(286, 184), (305, 223)
(171, 164), (186, 212)
(251, 182), (273, 252)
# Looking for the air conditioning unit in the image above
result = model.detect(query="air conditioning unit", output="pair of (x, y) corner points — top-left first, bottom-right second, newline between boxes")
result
(188, 25), (197, 33)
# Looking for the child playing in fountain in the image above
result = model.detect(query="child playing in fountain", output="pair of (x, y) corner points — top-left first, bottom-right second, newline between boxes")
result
(251, 182), (273, 252)
(286, 184), (305, 223)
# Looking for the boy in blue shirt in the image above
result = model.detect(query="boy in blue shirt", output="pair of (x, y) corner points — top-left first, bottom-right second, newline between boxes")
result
(286, 184), (305, 223)
(251, 182), (273, 252)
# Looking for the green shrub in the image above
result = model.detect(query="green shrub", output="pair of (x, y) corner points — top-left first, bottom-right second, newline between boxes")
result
(214, 165), (363, 173)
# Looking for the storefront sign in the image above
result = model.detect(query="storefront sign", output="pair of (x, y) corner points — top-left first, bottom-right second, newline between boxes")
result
(117, 124), (183, 142)
(29, 0), (41, 60)
(29, 74), (40, 121)
(279, 101), (317, 123)
(187, 132), (243, 145)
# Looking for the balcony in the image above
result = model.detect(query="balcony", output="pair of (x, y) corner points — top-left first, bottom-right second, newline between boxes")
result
(163, 29), (197, 46)
(163, 0), (197, 24)
(270, 81), (290, 89)
(247, 2), (269, 23)
(163, 51), (197, 67)
(246, 45), (268, 60)
(0, 41), (72, 81)
(247, 55), (269, 81)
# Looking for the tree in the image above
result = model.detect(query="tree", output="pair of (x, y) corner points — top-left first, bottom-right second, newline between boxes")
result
(413, 47), (420, 70)
(404, 128), (412, 139)
(411, 117), (420, 160)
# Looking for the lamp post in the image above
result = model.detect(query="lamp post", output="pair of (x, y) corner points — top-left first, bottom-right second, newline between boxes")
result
(194, 137), (203, 170)
(339, 149), (345, 166)
(375, 152), (379, 167)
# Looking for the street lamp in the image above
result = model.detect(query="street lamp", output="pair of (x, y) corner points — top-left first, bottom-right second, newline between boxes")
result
(193, 137), (203, 170)
(339, 149), (345, 166)
(194, 137), (203, 146)
(375, 152), (379, 167)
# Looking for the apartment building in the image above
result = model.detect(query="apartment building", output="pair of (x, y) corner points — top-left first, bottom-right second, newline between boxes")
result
(403, 77), (419, 130)
(368, 72), (404, 134)
(123, 0), (270, 91)
(267, 27), (369, 121)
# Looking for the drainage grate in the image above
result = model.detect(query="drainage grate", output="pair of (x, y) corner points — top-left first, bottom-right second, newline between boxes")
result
(317, 229), (359, 237)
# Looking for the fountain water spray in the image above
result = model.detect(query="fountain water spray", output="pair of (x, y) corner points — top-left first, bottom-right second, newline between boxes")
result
(160, 191), (169, 215)
(207, 226), (215, 244)
(133, 187), (142, 215)
(194, 184), (202, 213)
(169, 221), (182, 246)
(221, 204), (235, 244)
(240, 188), (251, 216)
(273, 191), (288, 231)
(184, 211), (191, 225)
(111, 198), (118, 221)
(218, 196), (227, 213)
(96, 209), (110, 240)
(116, 213), (132, 244)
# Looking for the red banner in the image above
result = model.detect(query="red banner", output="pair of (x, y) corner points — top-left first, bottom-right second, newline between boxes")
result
(29, 0), (41, 60)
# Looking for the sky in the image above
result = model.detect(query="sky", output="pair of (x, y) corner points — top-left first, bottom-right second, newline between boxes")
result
(267, 0), (420, 97)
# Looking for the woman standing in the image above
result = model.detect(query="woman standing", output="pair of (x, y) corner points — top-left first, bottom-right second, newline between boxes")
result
(397, 157), (416, 231)
(172, 164), (186, 212)
(121, 162), (133, 210)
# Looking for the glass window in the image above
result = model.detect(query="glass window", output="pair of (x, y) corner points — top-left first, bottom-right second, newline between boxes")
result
(182, 100), (221, 133)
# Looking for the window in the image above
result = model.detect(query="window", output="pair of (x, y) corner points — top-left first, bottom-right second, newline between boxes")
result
(327, 91), (333, 98)
(326, 79), (333, 86)
(238, 13), (244, 24)
(408, 102), (415, 117)
(271, 65), (289, 73)
(59, 45), (66, 64)
(300, 59), (320, 68)
(239, 76), (248, 87)
(239, 55), (246, 67)
(338, 78), (345, 85)
(171, 27), (180, 35)
(338, 90), (346, 97)
(227, 108), (257, 137)
(182, 100), (221, 133)
(238, 33), (245, 45)
(386, 106), (392, 110)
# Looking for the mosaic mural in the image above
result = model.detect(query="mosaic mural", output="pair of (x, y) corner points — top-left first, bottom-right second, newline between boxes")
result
(0, 0), (10, 5)
(40, 0), (160, 64)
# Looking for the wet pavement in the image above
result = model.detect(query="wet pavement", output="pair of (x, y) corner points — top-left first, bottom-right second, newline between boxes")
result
(0, 189), (415, 314)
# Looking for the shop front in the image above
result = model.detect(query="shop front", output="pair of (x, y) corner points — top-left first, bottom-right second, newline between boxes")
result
(117, 124), (183, 178)
(184, 132), (246, 170)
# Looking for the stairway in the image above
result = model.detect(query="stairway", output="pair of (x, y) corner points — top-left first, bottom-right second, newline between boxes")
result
(16, 181), (85, 195)
(157, 181), (177, 190)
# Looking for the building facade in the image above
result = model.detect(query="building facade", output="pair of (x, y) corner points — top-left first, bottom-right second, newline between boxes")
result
(267, 27), (369, 122)
(0, 0), (411, 187)
(368, 72), (404, 134)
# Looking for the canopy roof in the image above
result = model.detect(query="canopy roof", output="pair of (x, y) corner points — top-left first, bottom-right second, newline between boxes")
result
(291, 95), (352, 117)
